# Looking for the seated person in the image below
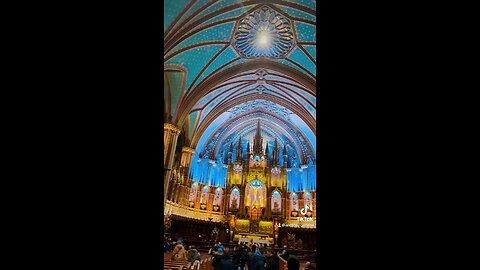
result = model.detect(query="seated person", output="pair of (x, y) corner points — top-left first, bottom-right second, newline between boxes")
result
(186, 245), (201, 267)
(171, 240), (187, 261)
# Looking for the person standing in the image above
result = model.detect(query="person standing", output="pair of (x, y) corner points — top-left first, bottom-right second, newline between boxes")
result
(250, 248), (266, 270)
(265, 248), (279, 270)
(218, 253), (234, 270)
(216, 241), (225, 255)
(212, 241), (225, 270)
(240, 244), (248, 270)
(286, 252), (300, 270)
(247, 244), (255, 270)
(233, 245), (241, 269)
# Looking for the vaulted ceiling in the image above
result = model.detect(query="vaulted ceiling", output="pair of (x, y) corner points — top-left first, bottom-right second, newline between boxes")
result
(164, 0), (316, 165)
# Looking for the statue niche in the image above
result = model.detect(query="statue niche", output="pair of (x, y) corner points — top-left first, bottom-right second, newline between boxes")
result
(229, 188), (240, 211)
(212, 187), (222, 212)
(271, 190), (282, 214)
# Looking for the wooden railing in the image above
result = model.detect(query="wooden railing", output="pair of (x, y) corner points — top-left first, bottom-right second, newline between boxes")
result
(278, 253), (288, 270)
(165, 201), (225, 223)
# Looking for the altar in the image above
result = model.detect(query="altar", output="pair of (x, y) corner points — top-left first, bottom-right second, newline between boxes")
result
(239, 238), (270, 246)
(237, 233), (272, 246)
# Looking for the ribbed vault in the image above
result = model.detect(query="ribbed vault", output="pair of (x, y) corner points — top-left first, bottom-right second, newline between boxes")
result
(164, 0), (316, 168)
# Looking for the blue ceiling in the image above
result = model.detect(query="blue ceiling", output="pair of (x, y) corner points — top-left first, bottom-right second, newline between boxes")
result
(164, 0), (316, 166)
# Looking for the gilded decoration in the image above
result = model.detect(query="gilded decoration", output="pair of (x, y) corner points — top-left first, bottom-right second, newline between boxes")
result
(164, 123), (181, 133)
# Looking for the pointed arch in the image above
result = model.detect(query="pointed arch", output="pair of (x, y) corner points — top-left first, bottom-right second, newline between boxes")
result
(229, 187), (240, 210)
(271, 189), (282, 213)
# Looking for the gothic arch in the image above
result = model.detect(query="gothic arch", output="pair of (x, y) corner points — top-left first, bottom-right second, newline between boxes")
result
(176, 59), (316, 126)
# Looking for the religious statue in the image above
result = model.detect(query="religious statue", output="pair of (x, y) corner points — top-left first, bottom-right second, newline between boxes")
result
(201, 190), (208, 204)
(273, 201), (280, 212)
(287, 232), (296, 249)
(296, 238), (303, 250)
(211, 226), (219, 242)
(231, 198), (238, 209)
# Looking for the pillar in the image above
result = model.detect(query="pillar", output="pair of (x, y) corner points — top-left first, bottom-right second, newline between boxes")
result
(224, 190), (230, 215)
(176, 146), (195, 204)
(180, 146), (195, 172)
(266, 189), (271, 217)
(170, 174), (177, 202)
(164, 123), (181, 206)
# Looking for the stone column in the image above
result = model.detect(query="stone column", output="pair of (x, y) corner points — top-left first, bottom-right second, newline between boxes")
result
(224, 192), (230, 215)
(164, 123), (181, 206)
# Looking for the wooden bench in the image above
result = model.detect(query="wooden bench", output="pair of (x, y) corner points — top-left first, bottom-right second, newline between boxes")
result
(200, 257), (212, 270)
(164, 259), (189, 270)
(164, 257), (211, 270)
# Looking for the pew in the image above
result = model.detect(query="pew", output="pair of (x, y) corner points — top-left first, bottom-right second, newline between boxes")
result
(164, 257), (211, 270)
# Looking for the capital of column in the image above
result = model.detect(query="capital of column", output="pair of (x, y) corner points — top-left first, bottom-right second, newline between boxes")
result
(164, 123), (181, 134)
(182, 146), (195, 154)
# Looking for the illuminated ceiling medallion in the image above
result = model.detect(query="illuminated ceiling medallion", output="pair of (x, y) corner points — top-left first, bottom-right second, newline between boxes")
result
(232, 6), (295, 59)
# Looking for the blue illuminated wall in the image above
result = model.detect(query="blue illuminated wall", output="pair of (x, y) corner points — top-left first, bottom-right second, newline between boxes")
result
(286, 165), (316, 192)
(189, 153), (227, 188)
